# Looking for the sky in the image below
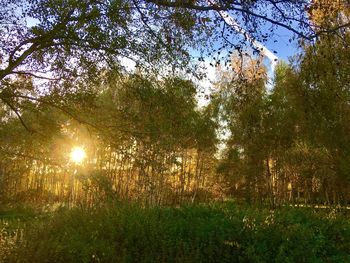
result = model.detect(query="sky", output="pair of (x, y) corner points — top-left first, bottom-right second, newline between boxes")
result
(266, 27), (302, 62)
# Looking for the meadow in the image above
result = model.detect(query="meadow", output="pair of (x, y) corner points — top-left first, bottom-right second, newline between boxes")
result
(1, 202), (349, 263)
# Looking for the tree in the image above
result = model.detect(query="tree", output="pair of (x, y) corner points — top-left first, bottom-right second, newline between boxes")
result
(1, 0), (342, 89)
(294, 30), (350, 204)
(212, 53), (268, 203)
(1, 0), (348, 134)
(0, 0), (200, 133)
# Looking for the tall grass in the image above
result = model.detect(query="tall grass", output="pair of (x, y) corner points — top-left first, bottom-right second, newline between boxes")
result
(2, 202), (350, 262)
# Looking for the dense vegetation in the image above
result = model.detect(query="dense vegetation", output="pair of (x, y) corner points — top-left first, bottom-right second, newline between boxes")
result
(1, 202), (349, 263)
(2, 43), (350, 207)
(1, 0), (350, 262)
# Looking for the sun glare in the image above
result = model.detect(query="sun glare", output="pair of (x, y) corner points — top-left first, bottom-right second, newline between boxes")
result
(70, 147), (86, 164)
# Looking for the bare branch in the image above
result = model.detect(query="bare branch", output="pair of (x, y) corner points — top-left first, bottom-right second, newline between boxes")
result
(11, 71), (61, 81)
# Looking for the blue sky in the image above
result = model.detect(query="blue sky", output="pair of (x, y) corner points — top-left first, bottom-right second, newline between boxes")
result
(265, 27), (302, 62)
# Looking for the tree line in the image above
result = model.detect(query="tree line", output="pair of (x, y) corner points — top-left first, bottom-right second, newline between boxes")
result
(0, 0), (350, 207)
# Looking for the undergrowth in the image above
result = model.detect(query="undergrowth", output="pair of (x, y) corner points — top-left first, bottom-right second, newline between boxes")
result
(1, 202), (349, 263)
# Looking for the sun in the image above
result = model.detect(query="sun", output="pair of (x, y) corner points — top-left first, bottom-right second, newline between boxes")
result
(70, 147), (86, 164)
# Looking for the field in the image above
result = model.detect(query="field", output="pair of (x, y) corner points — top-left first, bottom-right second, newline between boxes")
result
(1, 202), (349, 263)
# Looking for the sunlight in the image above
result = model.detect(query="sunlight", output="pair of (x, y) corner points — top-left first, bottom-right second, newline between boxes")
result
(70, 147), (86, 164)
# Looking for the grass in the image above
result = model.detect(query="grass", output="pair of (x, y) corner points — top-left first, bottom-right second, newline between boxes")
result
(1, 202), (349, 262)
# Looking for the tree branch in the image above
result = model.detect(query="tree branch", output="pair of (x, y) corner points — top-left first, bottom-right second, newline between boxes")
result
(147, 0), (223, 11)
(0, 97), (33, 133)
(148, 0), (312, 40)
(11, 71), (61, 81)
(315, 22), (350, 37)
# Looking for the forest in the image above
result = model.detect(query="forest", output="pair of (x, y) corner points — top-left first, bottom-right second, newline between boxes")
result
(0, 0), (350, 262)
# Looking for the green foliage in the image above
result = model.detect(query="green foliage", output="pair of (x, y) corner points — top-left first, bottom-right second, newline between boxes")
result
(3, 203), (350, 263)
(214, 37), (350, 204)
